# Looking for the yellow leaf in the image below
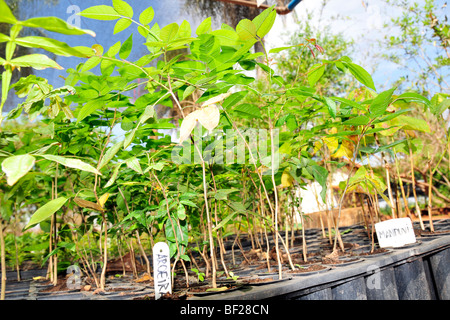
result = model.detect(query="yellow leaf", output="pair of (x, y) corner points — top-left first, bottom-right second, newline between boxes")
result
(324, 136), (354, 159)
(135, 273), (153, 283)
(281, 171), (294, 187)
(98, 193), (110, 208)
(313, 140), (323, 155)
(206, 286), (229, 292)
(74, 197), (104, 212)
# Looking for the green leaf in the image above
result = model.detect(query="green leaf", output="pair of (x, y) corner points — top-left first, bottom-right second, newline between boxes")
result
(1, 154), (35, 186)
(1, 67), (12, 113)
(233, 103), (261, 119)
(331, 97), (366, 111)
(369, 88), (396, 117)
(160, 23), (179, 43)
(213, 212), (237, 232)
(98, 140), (124, 170)
(125, 157), (143, 174)
(10, 54), (63, 70)
(177, 204), (186, 220)
(15, 37), (90, 58)
(139, 6), (154, 25)
(222, 91), (249, 110)
(38, 154), (101, 175)
(178, 20), (192, 39)
(0, 34), (9, 43)
(393, 92), (430, 109)
(21, 17), (95, 37)
(78, 5), (120, 20)
(396, 115), (430, 133)
(104, 163), (123, 188)
(323, 97), (337, 119)
(253, 8), (276, 38)
(119, 34), (133, 59)
(309, 165), (328, 202)
(307, 63), (326, 87)
(236, 19), (257, 40)
(0, 0), (17, 24)
(182, 86), (196, 101)
(343, 115), (371, 126)
(211, 29), (240, 47)
(196, 17), (212, 36)
(112, 0), (133, 18)
(76, 99), (103, 123)
(342, 62), (376, 91)
(429, 93), (449, 116)
(269, 45), (297, 54)
(180, 200), (197, 208)
(24, 197), (68, 230)
(213, 188), (239, 200)
(114, 18), (132, 34)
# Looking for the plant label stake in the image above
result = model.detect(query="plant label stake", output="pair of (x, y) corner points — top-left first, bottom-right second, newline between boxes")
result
(153, 242), (171, 300)
(375, 218), (416, 248)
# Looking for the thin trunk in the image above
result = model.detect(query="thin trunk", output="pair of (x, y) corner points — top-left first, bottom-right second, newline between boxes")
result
(270, 127), (283, 279)
(375, 133), (396, 218)
(194, 140), (217, 288)
(409, 144), (425, 230)
(0, 219), (6, 301)
(358, 194), (370, 239)
(135, 230), (151, 276)
(428, 160), (435, 232)
(127, 240), (138, 278)
(52, 163), (59, 286)
(394, 151), (412, 219)
(13, 206), (20, 281)
(100, 214), (108, 290)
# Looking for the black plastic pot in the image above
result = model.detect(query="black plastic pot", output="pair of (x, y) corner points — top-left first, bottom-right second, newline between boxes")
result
(3, 221), (449, 300)
(188, 231), (450, 300)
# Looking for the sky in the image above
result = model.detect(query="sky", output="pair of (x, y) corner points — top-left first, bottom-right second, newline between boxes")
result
(266, 0), (404, 89)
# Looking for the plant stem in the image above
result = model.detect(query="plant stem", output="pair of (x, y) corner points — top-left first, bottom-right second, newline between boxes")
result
(409, 141), (425, 230)
(194, 140), (217, 288)
(0, 218), (6, 301)
(269, 127), (283, 279)
(428, 157), (435, 232)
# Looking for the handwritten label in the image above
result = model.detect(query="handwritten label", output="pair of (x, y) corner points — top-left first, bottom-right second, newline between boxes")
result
(153, 242), (171, 300)
(375, 218), (416, 248)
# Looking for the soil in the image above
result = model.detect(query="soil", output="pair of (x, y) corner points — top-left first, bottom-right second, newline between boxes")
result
(322, 257), (361, 265)
(356, 248), (390, 256)
(286, 264), (328, 273)
(40, 278), (71, 292)
(415, 229), (450, 237)
(5, 218), (448, 300)
(135, 292), (188, 300)
(188, 284), (238, 293)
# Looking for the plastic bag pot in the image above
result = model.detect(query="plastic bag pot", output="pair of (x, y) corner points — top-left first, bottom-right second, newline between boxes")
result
(365, 267), (399, 300)
(394, 257), (432, 300)
(428, 246), (450, 300)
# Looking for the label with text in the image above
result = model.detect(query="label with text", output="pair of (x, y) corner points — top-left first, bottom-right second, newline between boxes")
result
(153, 242), (172, 299)
(375, 218), (416, 248)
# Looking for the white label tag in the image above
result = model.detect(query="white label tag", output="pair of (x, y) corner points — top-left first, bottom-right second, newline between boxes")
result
(153, 242), (171, 299)
(375, 218), (416, 248)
